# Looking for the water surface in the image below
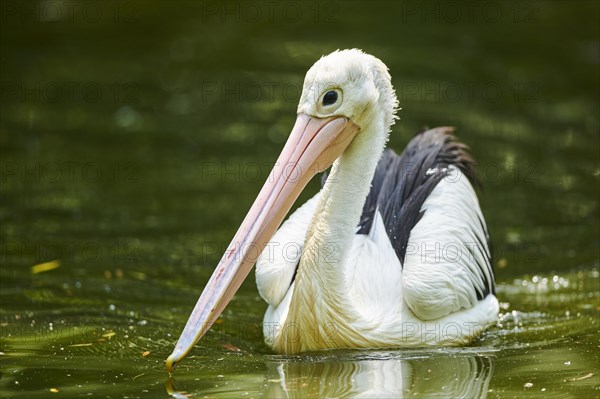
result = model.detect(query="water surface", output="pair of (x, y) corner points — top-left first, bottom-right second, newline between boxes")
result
(1, 1), (599, 398)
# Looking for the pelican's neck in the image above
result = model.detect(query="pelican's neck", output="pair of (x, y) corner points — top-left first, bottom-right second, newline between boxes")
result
(284, 115), (388, 351)
(306, 120), (386, 264)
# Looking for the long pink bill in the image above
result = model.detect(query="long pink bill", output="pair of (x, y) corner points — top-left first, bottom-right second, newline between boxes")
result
(166, 113), (359, 372)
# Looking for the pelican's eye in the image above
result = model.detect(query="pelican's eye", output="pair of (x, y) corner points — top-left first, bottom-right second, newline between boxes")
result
(323, 90), (338, 106)
(317, 88), (342, 114)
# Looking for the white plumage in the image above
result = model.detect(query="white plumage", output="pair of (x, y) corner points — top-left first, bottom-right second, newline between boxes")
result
(258, 167), (498, 353)
(256, 192), (322, 308)
(403, 165), (493, 320)
(255, 49), (498, 353)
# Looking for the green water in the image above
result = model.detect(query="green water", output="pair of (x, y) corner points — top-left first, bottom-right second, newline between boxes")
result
(1, 1), (599, 398)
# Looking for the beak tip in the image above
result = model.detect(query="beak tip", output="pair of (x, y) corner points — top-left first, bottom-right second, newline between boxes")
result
(165, 354), (177, 373)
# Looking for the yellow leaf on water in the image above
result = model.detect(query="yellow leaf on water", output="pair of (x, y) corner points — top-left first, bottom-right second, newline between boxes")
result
(50, 388), (59, 393)
(32, 260), (60, 274)
(142, 351), (150, 357)
(102, 332), (116, 339)
(571, 373), (594, 381)
(221, 343), (241, 352)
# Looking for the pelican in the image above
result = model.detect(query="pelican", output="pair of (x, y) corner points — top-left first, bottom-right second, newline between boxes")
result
(166, 49), (498, 371)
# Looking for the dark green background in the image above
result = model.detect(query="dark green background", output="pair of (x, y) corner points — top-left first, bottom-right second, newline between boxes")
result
(1, 1), (598, 398)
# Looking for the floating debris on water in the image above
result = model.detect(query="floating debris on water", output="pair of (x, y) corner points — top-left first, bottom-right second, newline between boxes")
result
(32, 260), (60, 274)
(570, 373), (594, 381)
(221, 343), (241, 352)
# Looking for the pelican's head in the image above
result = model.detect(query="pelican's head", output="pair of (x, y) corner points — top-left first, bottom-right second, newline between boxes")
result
(298, 49), (398, 135)
(166, 49), (397, 372)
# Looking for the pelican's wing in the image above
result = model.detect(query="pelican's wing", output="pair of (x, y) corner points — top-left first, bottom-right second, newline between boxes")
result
(255, 191), (321, 307)
(358, 127), (495, 320)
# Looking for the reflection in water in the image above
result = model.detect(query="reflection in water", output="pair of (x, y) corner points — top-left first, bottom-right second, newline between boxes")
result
(166, 377), (192, 399)
(165, 351), (495, 398)
(262, 353), (494, 398)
